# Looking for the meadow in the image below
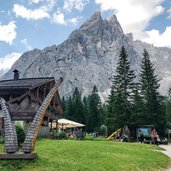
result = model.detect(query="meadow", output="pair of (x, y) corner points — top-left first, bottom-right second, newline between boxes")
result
(0, 139), (170, 171)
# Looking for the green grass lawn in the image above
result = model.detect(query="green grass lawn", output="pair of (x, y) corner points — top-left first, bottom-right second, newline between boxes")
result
(0, 139), (170, 171)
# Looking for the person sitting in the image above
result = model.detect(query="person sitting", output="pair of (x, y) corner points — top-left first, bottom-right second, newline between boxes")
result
(115, 131), (121, 141)
(122, 134), (128, 142)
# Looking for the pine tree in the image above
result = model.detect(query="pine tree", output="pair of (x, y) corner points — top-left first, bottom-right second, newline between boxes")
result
(107, 46), (136, 133)
(61, 96), (66, 114)
(72, 87), (84, 124)
(132, 83), (145, 125)
(65, 96), (74, 120)
(101, 103), (108, 125)
(139, 49), (165, 134)
(88, 85), (102, 132)
(83, 96), (89, 131)
(106, 89), (118, 133)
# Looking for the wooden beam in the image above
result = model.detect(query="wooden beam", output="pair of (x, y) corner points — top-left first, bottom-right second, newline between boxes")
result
(50, 119), (52, 129)
(0, 153), (37, 160)
(36, 87), (39, 99)
(56, 120), (57, 129)
(8, 92), (29, 104)
(43, 84), (47, 100)
(47, 117), (49, 127)
(10, 112), (36, 121)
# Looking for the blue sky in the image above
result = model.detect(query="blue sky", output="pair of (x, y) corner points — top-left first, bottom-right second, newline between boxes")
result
(0, 0), (171, 75)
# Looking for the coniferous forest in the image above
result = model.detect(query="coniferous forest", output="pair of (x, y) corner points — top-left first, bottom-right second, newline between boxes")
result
(62, 46), (169, 137)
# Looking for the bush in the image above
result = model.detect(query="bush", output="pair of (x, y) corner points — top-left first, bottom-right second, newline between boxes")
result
(15, 125), (25, 145)
(51, 131), (67, 140)
(0, 136), (4, 144)
(84, 134), (106, 141)
(58, 131), (67, 139)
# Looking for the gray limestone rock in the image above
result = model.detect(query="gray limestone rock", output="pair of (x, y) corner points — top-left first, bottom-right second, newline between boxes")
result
(2, 12), (171, 99)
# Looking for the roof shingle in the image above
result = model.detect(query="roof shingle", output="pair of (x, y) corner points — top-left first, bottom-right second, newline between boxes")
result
(0, 77), (55, 90)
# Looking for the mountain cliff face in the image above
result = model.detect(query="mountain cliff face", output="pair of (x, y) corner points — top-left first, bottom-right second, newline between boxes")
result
(3, 12), (171, 99)
(133, 40), (171, 95)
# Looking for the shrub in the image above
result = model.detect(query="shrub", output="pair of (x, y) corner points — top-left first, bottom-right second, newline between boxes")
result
(15, 125), (25, 145)
(0, 136), (4, 144)
(84, 134), (106, 141)
(51, 131), (67, 139)
(58, 131), (67, 139)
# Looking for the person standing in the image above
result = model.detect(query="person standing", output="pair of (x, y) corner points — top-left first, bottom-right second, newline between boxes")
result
(139, 133), (144, 143)
(151, 129), (158, 145)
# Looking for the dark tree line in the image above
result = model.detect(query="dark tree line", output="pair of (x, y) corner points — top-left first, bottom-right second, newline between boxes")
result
(62, 86), (103, 132)
(62, 46), (167, 136)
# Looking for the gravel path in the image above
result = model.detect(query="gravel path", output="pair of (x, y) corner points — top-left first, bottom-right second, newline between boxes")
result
(160, 145), (171, 158)
(159, 145), (171, 171)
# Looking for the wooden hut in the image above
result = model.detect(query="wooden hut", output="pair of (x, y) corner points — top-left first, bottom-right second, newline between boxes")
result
(0, 70), (63, 137)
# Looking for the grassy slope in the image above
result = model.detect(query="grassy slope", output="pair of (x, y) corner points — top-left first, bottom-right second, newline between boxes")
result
(0, 139), (170, 171)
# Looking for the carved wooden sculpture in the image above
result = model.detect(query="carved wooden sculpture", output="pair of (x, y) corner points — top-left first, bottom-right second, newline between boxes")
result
(0, 98), (18, 153)
(23, 77), (63, 153)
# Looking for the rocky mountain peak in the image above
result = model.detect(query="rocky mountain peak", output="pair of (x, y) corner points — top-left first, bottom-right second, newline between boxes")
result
(80, 11), (102, 30)
(126, 33), (133, 43)
(2, 13), (171, 98)
(90, 11), (102, 21)
(107, 14), (123, 34)
(108, 14), (118, 24)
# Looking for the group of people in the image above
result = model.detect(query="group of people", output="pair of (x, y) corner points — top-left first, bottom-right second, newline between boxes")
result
(67, 128), (84, 140)
(114, 130), (129, 142)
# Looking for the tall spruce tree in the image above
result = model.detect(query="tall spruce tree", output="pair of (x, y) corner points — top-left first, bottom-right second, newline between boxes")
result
(83, 96), (89, 131)
(65, 96), (74, 120)
(88, 85), (102, 132)
(139, 49), (165, 134)
(61, 96), (66, 113)
(132, 83), (145, 125)
(107, 46), (136, 133)
(72, 87), (84, 124)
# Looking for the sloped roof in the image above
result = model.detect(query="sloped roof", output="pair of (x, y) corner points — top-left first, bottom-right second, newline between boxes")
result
(0, 77), (55, 91)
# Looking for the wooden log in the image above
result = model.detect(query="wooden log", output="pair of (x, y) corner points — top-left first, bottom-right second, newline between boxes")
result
(0, 152), (37, 160)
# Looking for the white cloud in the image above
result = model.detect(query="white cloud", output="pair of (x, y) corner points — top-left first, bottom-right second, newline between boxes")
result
(142, 26), (171, 48)
(31, 0), (43, 4)
(52, 11), (67, 25)
(21, 38), (32, 50)
(64, 0), (89, 12)
(13, 4), (50, 20)
(95, 0), (164, 46)
(28, 0), (55, 12)
(0, 21), (16, 44)
(167, 8), (171, 19)
(68, 17), (79, 25)
(52, 11), (81, 26)
(0, 53), (21, 75)
(95, 0), (164, 33)
(41, 0), (56, 12)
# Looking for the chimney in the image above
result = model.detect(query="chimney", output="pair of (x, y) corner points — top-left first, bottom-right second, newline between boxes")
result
(13, 69), (19, 80)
